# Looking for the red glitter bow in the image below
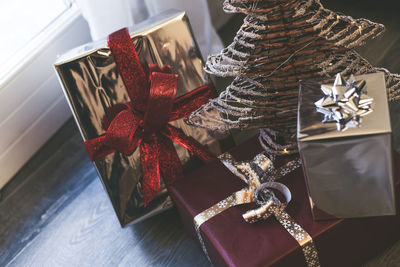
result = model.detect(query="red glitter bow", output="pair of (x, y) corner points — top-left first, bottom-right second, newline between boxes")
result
(84, 28), (215, 205)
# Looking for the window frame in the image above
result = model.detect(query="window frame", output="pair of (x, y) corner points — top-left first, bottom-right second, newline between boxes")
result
(0, 4), (91, 189)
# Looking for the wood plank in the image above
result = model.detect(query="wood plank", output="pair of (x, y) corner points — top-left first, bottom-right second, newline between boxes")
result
(6, 179), (209, 267)
(364, 241), (400, 267)
(0, 120), (96, 265)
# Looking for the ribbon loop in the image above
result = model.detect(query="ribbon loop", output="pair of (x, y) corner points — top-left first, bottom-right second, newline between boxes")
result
(108, 28), (148, 111)
(143, 72), (178, 133)
(255, 182), (292, 206)
(244, 182), (291, 223)
(104, 108), (141, 155)
(170, 84), (216, 121)
(162, 125), (215, 163)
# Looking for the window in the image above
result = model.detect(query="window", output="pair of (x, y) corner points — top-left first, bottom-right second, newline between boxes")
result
(0, 0), (91, 189)
(0, 0), (73, 81)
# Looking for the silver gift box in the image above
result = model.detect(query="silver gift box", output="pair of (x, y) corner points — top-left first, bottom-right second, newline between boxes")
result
(54, 10), (223, 226)
(297, 72), (396, 219)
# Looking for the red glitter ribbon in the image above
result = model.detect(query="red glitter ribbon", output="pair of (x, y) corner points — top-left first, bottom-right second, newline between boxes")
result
(84, 28), (215, 205)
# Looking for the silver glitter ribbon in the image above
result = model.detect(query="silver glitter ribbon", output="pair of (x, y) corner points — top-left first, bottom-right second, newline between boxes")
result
(315, 73), (373, 131)
(193, 153), (320, 267)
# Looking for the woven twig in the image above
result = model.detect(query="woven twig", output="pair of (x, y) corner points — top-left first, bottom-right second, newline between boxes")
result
(187, 0), (400, 154)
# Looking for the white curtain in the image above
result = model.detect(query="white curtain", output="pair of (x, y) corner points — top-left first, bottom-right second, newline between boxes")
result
(76, 0), (224, 58)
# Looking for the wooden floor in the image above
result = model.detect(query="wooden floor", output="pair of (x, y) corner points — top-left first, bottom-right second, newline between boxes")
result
(0, 119), (209, 267)
(1, 1), (400, 266)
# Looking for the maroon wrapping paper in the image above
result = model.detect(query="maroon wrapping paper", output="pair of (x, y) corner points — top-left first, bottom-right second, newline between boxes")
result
(169, 137), (400, 267)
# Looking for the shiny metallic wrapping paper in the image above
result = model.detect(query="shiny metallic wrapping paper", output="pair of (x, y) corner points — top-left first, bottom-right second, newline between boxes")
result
(297, 72), (396, 219)
(54, 10), (223, 226)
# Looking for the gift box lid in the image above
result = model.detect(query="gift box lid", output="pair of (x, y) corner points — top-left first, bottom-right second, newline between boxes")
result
(297, 72), (391, 142)
(55, 9), (190, 66)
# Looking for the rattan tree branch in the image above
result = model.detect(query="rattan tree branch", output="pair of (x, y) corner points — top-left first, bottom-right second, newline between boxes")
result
(187, 0), (400, 154)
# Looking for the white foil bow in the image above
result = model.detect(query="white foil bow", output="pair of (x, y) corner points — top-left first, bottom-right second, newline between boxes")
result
(315, 73), (374, 131)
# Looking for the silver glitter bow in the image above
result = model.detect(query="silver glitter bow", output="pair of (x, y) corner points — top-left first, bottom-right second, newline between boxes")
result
(315, 73), (374, 131)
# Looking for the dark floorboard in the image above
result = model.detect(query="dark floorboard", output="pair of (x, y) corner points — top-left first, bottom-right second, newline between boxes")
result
(1, 1), (400, 266)
(0, 122), (96, 265)
(1, 120), (209, 267)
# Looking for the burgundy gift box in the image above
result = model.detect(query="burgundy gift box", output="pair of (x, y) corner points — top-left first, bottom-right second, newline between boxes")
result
(169, 137), (400, 267)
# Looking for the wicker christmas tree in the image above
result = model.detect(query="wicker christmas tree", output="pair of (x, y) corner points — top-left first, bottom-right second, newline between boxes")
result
(187, 0), (400, 154)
